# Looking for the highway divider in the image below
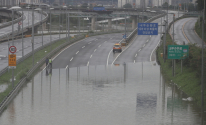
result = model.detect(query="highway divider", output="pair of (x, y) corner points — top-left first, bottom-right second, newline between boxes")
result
(0, 11), (166, 114)
(0, 11), (22, 29)
(0, 10), (49, 42)
(0, 30), (123, 115)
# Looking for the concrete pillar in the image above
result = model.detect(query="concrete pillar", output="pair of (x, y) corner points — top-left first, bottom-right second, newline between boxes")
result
(91, 17), (95, 31)
(132, 16), (137, 30)
(42, 22), (47, 31)
(108, 19), (112, 30)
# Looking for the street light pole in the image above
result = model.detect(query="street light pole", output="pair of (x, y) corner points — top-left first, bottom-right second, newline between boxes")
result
(35, 8), (43, 46)
(59, 7), (61, 39)
(32, 6), (34, 66)
(9, 6), (21, 88)
(68, 12), (70, 41)
(163, 20), (166, 63)
(26, 6), (30, 27)
(201, 2), (205, 124)
(41, 8), (43, 47)
(50, 8), (52, 51)
(21, 9), (24, 61)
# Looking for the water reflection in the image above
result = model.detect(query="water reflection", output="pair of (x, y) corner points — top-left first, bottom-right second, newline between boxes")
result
(0, 62), (204, 125)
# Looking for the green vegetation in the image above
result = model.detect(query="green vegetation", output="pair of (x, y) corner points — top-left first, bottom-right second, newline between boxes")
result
(0, 37), (71, 104)
(123, 3), (132, 8)
(156, 34), (206, 110)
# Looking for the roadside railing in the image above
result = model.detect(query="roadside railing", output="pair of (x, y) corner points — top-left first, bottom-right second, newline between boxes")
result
(0, 12), (166, 115)
(0, 10), (48, 41)
(0, 11), (22, 29)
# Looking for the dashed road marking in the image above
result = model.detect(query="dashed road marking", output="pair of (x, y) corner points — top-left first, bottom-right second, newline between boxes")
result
(90, 55), (92, 58)
(82, 46), (85, 48)
(98, 45), (101, 47)
(134, 60), (136, 63)
(143, 44), (145, 47)
(139, 49), (141, 52)
(76, 51), (79, 54)
(135, 54), (137, 57)
(88, 42), (91, 44)
(70, 57), (73, 61)
(94, 49), (96, 52)
(87, 61), (89, 66)
(65, 65), (68, 69)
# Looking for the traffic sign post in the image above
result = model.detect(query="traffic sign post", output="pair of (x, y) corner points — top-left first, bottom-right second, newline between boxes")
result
(18, 21), (22, 25)
(138, 23), (158, 35)
(8, 54), (16, 68)
(167, 45), (189, 59)
(9, 46), (17, 53)
(123, 34), (127, 39)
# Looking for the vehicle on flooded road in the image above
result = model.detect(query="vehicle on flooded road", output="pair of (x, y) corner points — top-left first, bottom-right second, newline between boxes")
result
(113, 43), (122, 53)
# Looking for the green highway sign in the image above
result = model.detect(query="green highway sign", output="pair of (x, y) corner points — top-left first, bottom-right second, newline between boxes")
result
(168, 45), (189, 59)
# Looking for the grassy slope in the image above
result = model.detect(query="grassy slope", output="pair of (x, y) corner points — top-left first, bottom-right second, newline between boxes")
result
(156, 34), (206, 109)
(0, 38), (69, 103)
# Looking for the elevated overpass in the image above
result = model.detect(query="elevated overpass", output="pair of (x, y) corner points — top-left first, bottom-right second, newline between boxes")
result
(43, 7), (163, 30)
(0, 7), (163, 41)
(0, 9), (48, 42)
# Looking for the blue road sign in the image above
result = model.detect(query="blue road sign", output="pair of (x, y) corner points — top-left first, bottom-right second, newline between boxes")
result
(138, 23), (158, 35)
(123, 34), (127, 39)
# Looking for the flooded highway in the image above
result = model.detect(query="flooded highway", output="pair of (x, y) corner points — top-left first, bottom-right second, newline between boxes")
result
(0, 62), (203, 125)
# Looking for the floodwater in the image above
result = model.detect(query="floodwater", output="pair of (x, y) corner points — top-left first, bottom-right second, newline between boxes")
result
(0, 62), (204, 125)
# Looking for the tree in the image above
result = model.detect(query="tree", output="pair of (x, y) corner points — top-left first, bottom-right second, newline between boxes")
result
(162, 2), (168, 8)
(81, 3), (88, 8)
(123, 3), (132, 8)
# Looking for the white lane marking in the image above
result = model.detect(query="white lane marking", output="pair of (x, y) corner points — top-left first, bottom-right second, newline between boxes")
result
(134, 60), (136, 63)
(111, 35), (137, 65)
(146, 40), (149, 42)
(0, 55), (6, 57)
(98, 45), (101, 47)
(139, 49), (141, 52)
(143, 44), (145, 47)
(82, 46), (85, 48)
(76, 51), (79, 54)
(87, 61), (89, 66)
(150, 35), (151, 37)
(95, 39), (98, 41)
(88, 42), (91, 44)
(110, 38), (113, 39)
(90, 55), (92, 58)
(135, 54), (137, 57)
(70, 57), (73, 61)
(65, 65), (68, 69)
(107, 49), (113, 66)
(104, 41), (107, 43)
(150, 40), (161, 62)
(94, 49), (96, 52)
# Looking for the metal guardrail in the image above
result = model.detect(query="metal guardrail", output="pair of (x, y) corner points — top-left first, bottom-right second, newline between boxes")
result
(0, 30), (125, 114)
(0, 11), (22, 29)
(0, 11), (48, 76)
(0, 10), (48, 41)
(0, 11), (166, 114)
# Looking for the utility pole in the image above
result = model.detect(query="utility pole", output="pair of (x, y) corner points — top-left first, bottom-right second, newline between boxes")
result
(201, 0), (205, 124)
(32, 2), (34, 67)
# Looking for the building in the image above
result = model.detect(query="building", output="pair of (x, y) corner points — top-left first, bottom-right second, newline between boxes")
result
(0, 0), (41, 6)
(118, 0), (165, 8)
(118, 0), (195, 8)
